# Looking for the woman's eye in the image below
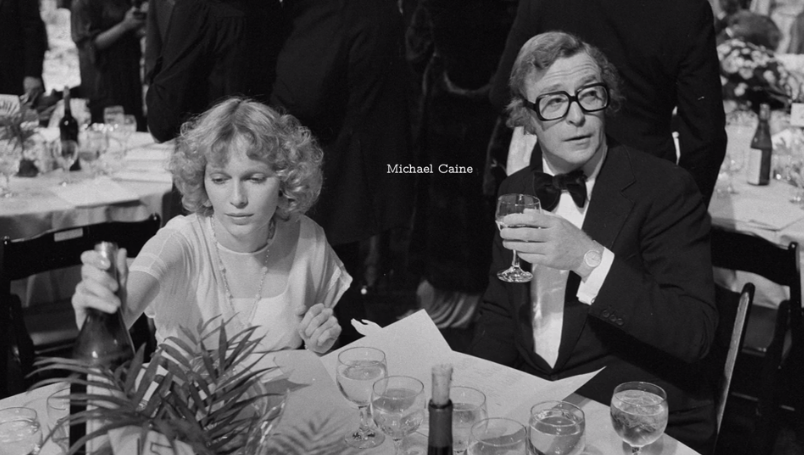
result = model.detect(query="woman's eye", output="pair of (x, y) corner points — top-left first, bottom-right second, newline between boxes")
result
(250, 176), (267, 183)
(210, 176), (227, 184)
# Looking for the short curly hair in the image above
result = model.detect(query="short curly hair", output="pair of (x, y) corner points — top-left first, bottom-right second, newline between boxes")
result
(170, 97), (323, 220)
(506, 31), (624, 132)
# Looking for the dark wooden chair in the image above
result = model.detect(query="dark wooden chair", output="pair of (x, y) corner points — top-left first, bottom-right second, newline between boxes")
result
(712, 283), (755, 445)
(710, 227), (803, 453)
(0, 214), (161, 398)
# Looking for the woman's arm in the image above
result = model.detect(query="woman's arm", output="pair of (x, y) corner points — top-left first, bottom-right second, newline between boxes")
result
(93, 7), (145, 51)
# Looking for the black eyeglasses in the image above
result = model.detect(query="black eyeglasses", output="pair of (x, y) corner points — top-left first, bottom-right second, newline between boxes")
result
(523, 83), (610, 121)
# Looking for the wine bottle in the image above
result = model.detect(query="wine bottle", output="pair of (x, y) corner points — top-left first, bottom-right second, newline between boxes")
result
(428, 364), (453, 455)
(70, 242), (136, 454)
(59, 89), (81, 171)
(747, 103), (772, 186)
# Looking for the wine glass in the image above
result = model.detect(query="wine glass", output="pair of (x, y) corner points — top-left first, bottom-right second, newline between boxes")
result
(46, 386), (71, 452)
(336, 347), (388, 449)
(495, 193), (541, 283)
(0, 407), (43, 455)
(467, 417), (527, 455)
(118, 114), (137, 154)
(529, 401), (584, 455)
(53, 139), (78, 185)
(610, 382), (668, 454)
(103, 105), (124, 127)
(80, 124), (109, 176)
(0, 141), (21, 198)
(371, 375), (425, 455)
(450, 386), (487, 454)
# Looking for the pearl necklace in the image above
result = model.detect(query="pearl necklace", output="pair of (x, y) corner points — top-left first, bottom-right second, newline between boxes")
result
(210, 218), (276, 324)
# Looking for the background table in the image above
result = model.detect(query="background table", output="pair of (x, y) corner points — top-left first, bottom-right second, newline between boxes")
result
(0, 131), (174, 306)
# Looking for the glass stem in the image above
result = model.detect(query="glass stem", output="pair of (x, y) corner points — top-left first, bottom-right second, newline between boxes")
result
(358, 405), (373, 433)
(393, 438), (403, 455)
(511, 251), (521, 269)
(631, 447), (641, 454)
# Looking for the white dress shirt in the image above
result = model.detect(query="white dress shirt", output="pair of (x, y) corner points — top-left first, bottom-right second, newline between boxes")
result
(530, 148), (615, 367)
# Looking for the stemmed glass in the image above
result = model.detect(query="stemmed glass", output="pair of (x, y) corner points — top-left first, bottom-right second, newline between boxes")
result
(467, 417), (527, 455)
(495, 193), (541, 283)
(46, 387), (71, 452)
(610, 382), (668, 454)
(118, 114), (137, 154)
(371, 375), (425, 455)
(0, 407), (43, 455)
(0, 141), (21, 197)
(450, 386), (488, 454)
(717, 148), (745, 196)
(336, 347), (388, 449)
(103, 105), (124, 127)
(529, 401), (585, 455)
(53, 139), (78, 185)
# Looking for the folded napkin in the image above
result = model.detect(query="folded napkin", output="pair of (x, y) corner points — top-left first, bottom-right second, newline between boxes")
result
(50, 176), (140, 207)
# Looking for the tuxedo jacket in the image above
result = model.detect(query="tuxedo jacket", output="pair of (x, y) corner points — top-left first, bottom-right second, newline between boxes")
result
(471, 140), (718, 451)
(489, 0), (727, 205)
(0, 0), (46, 95)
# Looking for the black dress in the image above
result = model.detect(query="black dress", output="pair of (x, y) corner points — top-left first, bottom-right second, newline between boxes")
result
(71, 0), (144, 127)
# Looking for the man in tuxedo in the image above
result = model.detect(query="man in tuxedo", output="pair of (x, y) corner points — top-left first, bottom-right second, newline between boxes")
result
(471, 32), (719, 454)
(489, 0), (726, 205)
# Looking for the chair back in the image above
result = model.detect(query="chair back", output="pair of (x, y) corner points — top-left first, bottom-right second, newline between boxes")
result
(709, 227), (803, 453)
(0, 215), (161, 397)
(714, 283), (755, 433)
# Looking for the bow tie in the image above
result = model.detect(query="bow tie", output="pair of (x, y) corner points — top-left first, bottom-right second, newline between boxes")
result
(532, 169), (588, 212)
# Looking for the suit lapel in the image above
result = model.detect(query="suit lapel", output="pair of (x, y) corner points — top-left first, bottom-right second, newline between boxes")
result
(552, 140), (635, 371)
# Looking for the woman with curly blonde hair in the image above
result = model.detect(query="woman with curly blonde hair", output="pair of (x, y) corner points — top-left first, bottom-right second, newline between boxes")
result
(73, 97), (351, 354)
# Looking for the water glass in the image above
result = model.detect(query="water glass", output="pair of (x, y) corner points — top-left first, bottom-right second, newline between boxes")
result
(528, 401), (584, 455)
(610, 382), (668, 454)
(0, 140), (21, 198)
(0, 407), (43, 455)
(46, 387), (70, 452)
(80, 124), (109, 176)
(468, 417), (526, 455)
(450, 386), (487, 454)
(371, 375), (426, 455)
(495, 193), (540, 283)
(103, 105), (124, 127)
(336, 347), (388, 449)
(53, 139), (78, 185)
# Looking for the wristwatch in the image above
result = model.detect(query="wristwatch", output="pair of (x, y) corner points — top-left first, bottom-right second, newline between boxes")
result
(583, 248), (603, 269)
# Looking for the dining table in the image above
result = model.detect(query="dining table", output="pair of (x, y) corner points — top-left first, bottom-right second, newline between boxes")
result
(0, 311), (699, 455)
(0, 129), (174, 306)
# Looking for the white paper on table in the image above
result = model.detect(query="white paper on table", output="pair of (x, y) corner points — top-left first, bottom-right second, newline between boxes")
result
(450, 351), (602, 423)
(50, 176), (140, 207)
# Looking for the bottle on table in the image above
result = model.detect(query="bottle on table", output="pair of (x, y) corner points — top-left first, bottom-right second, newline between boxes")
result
(59, 89), (80, 171)
(427, 364), (453, 455)
(69, 241), (135, 454)
(747, 103), (772, 186)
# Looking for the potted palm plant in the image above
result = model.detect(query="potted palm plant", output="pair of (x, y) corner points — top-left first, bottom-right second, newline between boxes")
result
(34, 318), (287, 455)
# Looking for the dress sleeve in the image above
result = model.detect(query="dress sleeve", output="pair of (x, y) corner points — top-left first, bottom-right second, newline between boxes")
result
(308, 221), (353, 310)
(70, 0), (104, 68)
(129, 225), (193, 319)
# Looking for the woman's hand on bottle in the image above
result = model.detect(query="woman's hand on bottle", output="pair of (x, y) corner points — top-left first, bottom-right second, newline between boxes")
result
(72, 248), (129, 329)
(298, 303), (341, 354)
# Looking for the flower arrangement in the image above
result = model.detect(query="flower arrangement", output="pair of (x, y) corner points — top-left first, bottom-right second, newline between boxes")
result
(717, 38), (795, 112)
(0, 102), (45, 177)
(34, 318), (288, 455)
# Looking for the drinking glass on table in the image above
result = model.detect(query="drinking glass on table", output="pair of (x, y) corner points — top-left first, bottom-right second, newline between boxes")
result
(529, 401), (584, 455)
(371, 375), (425, 455)
(467, 417), (526, 455)
(610, 382), (668, 454)
(336, 347), (388, 449)
(0, 140), (21, 198)
(450, 386), (487, 454)
(495, 194), (540, 283)
(53, 139), (78, 185)
(103, 105), (124, 127)
(118, 114), (137, 154)
(0, 407), (43, 455)
(46, 387), (70, 452)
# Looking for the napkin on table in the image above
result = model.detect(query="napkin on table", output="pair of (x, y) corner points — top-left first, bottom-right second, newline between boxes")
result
(50, 176), (140, 207)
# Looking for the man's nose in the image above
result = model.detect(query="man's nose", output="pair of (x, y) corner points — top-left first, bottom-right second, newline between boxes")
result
(565, 100), (586, 125)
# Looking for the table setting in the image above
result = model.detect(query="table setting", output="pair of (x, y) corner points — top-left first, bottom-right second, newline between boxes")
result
(0, 311), (697, 455)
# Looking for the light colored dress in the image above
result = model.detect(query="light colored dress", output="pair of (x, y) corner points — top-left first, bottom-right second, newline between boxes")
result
(129, 213), (352, 352)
